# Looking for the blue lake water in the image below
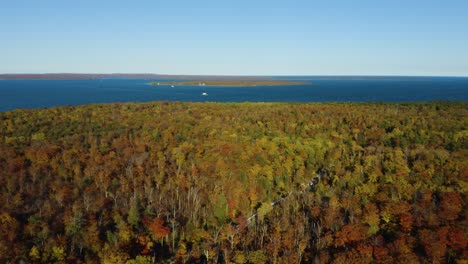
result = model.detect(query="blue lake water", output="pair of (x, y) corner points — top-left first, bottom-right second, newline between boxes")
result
(0, 77), (467, 112)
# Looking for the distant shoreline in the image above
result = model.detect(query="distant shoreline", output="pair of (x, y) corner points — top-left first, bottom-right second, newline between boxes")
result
(0, 74), (466, 80)
(0, 74), (278, 80)
(149, 80), (308, 87)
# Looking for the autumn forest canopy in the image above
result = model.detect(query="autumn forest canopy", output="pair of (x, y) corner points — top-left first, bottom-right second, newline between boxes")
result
(0, 101), (466, 263)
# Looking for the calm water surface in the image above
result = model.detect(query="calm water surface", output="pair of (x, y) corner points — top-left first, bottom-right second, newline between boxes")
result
(0, 77), (467, 112)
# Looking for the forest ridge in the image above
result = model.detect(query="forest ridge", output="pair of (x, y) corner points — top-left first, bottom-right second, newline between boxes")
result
(0, 102), (466, 263)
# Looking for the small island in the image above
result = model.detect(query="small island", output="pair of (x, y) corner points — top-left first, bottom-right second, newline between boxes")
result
(149, 80), (307, 86)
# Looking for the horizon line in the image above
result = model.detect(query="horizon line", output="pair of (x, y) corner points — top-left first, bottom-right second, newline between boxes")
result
(1, 73), (467, 78)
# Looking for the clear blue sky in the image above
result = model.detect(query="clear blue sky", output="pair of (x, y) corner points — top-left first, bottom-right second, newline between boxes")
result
(1, 0), (467, 76)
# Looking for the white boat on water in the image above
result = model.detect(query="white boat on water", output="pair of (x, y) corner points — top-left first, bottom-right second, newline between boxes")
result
(171, 85), (174, 88)
(202, 92), (208, 96)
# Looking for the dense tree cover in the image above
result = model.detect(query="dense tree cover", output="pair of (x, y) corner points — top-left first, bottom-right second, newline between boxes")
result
(0, 101), (466, 263)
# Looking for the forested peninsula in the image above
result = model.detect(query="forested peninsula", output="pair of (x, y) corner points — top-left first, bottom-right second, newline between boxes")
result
(0, 102), (466, 263)
(149, 80), (307, 86)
